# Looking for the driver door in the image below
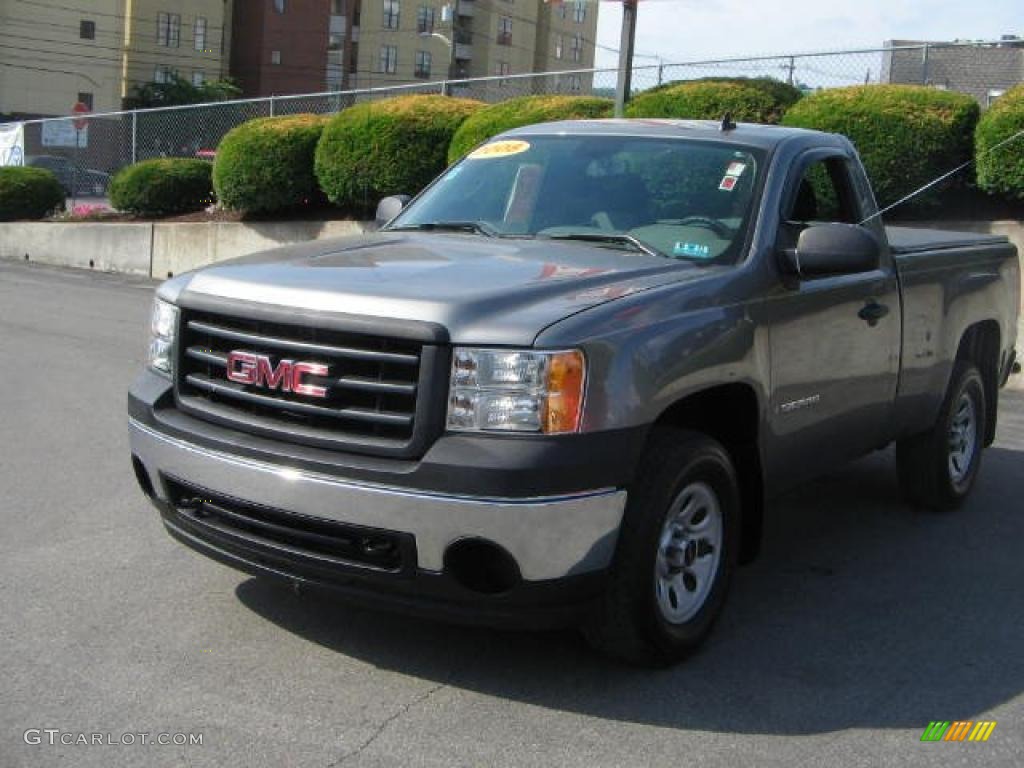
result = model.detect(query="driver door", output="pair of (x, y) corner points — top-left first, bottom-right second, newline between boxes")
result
(765, 151), (901, 491)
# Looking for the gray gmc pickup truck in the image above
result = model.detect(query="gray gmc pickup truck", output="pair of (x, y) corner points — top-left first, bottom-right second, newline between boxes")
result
(128, 119), (1020, 664)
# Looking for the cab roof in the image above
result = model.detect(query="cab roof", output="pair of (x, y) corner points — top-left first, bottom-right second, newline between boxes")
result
(501, 118), (842, 152)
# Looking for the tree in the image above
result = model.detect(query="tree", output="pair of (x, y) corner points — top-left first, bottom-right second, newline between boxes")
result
(125, 75), (242, 109)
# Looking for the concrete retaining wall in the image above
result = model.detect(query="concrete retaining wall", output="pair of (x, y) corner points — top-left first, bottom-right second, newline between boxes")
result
(0, 219), (370, 279)
(0, 222), (153, 275)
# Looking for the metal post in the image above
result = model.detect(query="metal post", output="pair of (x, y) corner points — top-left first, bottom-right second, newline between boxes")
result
(657, 62), (664, 87)
(786, 56), (796, 86)
(73, 126), (81, 208)
(614, 0), (638, 117)
(131, 111), (137, 164)
(447, 0), (461, 96)
(921, 43), (930, 85)
(269, 95), (276, 117)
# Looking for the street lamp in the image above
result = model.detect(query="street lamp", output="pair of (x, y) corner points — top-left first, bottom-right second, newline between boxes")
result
(420, 31), (455, 95)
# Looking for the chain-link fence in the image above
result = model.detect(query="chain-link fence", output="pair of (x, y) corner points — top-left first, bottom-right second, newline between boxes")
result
(12, 40), (1023, 196)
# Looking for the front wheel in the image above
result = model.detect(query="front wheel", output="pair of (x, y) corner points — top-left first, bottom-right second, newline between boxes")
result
(896, 361), (987, 510)
(584, 429), (740, 666)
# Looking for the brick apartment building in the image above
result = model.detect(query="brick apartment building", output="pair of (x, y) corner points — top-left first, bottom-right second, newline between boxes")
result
(882, 36), (1024, 105)
(229, 0), (599, 97)
(0, 0), (231, 118)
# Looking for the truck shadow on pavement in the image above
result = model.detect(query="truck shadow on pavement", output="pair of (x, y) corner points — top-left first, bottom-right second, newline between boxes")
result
(235, 393), (1024, 735)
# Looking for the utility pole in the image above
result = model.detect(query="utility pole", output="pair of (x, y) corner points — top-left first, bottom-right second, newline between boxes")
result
(614, 0), (638, 117)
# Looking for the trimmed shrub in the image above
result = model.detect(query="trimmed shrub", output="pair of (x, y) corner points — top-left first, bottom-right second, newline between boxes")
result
(976, 84), (1024, 199)
(109, 158), (214, 215)
(0, 166), (65, 221)
(782, 84), (979, 208)
(316, 95), (482, 210)
(213, 114), (327, 212)
(626, 78), (799, 124)
(447, 95), (613, 162)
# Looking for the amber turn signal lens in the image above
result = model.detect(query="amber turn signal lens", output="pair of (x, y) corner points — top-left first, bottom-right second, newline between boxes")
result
(543, 350), (586, 434)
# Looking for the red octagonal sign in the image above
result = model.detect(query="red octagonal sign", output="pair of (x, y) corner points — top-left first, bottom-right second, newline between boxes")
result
(71, 101), (90, 131)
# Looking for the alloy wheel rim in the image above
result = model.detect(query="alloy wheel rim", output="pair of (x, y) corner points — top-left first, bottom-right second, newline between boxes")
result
(654, 481), (723, 624)
(948, 391), (978, 485)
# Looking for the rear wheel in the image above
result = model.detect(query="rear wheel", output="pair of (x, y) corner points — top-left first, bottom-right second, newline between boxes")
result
(584, 429), (740, 666)
(896, 361), (986, 510)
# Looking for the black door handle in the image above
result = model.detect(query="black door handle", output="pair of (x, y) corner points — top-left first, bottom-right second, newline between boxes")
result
(858, 301), (889, 326)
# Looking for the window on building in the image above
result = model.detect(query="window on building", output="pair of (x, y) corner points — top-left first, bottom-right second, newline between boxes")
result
(331, 0), (345, 13)
(79, 20), (95, 40)
(192, 70), (205, 86)
(328, 34), (343, 51)
(379, 44), (397, 73)
(417, 5), (435, 34)
(567, 74), (581, 92)
(274, 0), (286, 13)
(349, 43), (359, 73)
(271, 50), (282, 65)
(153, 65), (176, 83)
(497, 17), (512, 45)
(495, 60), (510, 85)
(194, 17), (207, 51)
(415, 49), (431, 78)
(571, 33), (581, 62)
(383, 0), (400, 29)
(554, 34), (563, 59)
(558, 3), (566, 19)
(573, 0), (585, 23)
(156, 12), (180, 47)
(77, 91), (94, 110)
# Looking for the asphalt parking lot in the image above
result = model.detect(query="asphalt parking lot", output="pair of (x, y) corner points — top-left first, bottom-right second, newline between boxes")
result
(2, 259), (1022, 767)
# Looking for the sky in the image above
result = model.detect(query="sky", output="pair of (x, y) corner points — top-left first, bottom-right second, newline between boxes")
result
(594, 0), (1023, 71)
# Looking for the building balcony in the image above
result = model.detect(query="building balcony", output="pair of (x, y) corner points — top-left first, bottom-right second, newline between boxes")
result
(455, 43), (473, 61)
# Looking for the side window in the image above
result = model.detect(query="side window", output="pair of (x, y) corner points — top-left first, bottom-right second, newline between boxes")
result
(785, 157), (859, 226)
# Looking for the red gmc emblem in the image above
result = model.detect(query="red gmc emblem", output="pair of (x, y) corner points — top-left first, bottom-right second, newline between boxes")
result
(226, 351), (329, 398)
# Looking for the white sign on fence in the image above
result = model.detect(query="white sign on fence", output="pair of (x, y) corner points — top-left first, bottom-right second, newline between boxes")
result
(0, 123), (25, 166)
(42, 120), (87, 148)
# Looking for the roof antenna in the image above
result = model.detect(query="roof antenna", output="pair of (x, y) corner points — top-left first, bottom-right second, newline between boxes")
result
(721, 112), (737, 132)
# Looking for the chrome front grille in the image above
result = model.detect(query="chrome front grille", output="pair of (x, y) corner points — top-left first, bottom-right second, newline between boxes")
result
(175, 309), (440, 457)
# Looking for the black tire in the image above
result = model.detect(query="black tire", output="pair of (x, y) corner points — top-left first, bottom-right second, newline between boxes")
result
(896, 361), (986, 511)
(584, 428), (740, 666)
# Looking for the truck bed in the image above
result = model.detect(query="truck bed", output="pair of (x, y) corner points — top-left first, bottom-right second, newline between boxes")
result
(886, 226), (1010, 256)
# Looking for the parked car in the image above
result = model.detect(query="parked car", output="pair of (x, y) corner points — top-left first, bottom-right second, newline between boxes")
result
(128, 120), (1020, 665)
(26, 154), (110, 196)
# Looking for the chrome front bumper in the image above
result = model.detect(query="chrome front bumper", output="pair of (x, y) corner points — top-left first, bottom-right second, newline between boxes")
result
(129, 418), (627, 581)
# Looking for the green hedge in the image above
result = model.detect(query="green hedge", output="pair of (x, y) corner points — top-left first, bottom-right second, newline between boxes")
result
(782, 84), (979, 207)
(976, 84), (1024, 199)
(447, 95), (613, 162)
(315, 95), (481, 210)
(213, 114), (327, 213)
(626, 78), (800, 124)
(109, 158), (214, 215)
(0, 166), (65, 221)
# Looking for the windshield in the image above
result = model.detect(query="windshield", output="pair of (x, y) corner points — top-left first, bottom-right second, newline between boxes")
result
(389, 135), (765, 264)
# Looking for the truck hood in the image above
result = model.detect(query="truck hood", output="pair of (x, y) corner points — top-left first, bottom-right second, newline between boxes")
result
(175, 232), (719, 345)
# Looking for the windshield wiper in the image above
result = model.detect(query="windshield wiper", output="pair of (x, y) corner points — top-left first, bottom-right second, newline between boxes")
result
(542, 232), (664, 258)
(389, 220), (499, 237)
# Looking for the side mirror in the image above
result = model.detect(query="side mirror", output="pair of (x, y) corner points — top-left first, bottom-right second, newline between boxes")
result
(375, 194), (411, 229)
(782, 223), (881, 277)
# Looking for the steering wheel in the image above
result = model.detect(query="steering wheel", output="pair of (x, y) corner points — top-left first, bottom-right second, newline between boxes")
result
(673, 216), (733, 239)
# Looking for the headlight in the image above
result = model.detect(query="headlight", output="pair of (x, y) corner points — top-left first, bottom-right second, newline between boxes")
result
(447, 348), (586, 434)
(147, 298), (178, 377)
